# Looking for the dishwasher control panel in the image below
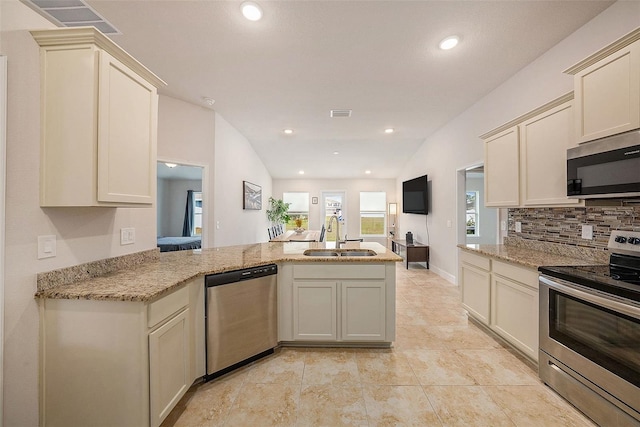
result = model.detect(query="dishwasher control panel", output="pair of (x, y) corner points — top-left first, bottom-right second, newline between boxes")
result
(206, 264), (278, 287)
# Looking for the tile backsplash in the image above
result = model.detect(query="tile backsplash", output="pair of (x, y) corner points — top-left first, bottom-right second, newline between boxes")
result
(508, 206), (640, 252)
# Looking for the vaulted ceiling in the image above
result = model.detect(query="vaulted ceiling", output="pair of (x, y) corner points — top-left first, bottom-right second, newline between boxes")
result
(84, 0), (613, 179)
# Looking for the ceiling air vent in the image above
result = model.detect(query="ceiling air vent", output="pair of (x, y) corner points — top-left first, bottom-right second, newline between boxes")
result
(330, 109), (352, 118)
(22, 0), (121, 35)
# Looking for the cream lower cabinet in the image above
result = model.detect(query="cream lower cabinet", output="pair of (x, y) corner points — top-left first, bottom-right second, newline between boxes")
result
(293, 281), (338, 340)
(31, 27), (165, 207)
(490, 261), (539, 362)
(459, 251), (491, 325)
(279, 263), (395, 344)
(565, 32), (640, 143)
(41, 279), (205, 427)
(458, 250), (539, 362)
(149, 307), (190, 427)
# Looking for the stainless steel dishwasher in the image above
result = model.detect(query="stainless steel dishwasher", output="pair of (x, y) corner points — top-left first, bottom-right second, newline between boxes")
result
(205, 264), (277, 380)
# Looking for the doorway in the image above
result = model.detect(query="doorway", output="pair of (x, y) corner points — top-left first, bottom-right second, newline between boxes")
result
(157, 161), (206, 245)
(321, 191), (346, 242)
(456, 164), (498, 245)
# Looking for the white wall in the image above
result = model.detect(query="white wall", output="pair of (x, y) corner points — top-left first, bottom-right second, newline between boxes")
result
(397, 1), (640, 283)
(157, 178), (202, 236)
(214, 113), (273, 246)
(272, 179), (397, 244)
(157, 95), (214, 246)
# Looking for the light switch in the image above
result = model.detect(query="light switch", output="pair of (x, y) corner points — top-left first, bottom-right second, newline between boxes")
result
(446, 220), (452, 228)
(581, 224), (593, 240)
(38, 235), (56, 259)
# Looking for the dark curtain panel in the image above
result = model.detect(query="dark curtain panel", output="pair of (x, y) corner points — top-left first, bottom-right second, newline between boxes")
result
(182, 190), (194, 237)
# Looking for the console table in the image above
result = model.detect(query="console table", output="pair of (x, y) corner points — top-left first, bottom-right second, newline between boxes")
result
(391, 239), (429, 269)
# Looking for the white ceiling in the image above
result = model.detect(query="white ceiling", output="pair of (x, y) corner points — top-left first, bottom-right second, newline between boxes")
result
(85, 0), (613, 180)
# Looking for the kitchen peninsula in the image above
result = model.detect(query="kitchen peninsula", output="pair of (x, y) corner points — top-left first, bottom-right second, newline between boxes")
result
(36, 241), (401, 427)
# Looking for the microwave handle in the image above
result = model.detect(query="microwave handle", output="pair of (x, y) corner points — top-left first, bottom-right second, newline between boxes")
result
(539, 275), (640, 320)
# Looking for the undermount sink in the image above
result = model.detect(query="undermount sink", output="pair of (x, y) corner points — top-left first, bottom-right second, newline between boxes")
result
(303, 249), (377, 257)
(340, 250), (376, 257)
(303, 250), (339, 257)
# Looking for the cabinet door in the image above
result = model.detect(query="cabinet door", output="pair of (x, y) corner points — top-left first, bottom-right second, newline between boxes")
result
(293, 281), (337, 340)
(484, 126), (519, 207)
(460, 262), (490, 325)
(490, 275), (538, 361)
(573, 39), (640, 143)
(98, 50), (157, 204)
(341, 281), (386, 341)
(520, 100), (581, 206)
(149, 308), (190, 427)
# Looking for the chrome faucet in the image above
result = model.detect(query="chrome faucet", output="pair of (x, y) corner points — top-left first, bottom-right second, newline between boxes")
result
(327, 215), (341, 247)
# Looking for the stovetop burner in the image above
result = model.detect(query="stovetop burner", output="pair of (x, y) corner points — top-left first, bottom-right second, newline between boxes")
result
(539, 232), (640, 303)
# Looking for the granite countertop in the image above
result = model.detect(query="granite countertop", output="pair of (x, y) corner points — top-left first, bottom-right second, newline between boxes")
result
(36, 241), (402, 302)
(458, 243), (604, 270)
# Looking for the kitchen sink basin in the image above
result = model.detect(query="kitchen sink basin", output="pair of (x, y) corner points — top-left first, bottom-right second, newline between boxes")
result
(303, 250), (340, 256)
(340, 250), (376, 257)
(302, 249), (377, 257)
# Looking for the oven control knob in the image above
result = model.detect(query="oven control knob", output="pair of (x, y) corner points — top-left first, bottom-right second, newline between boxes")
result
(614, 235), (627, 244)
(628, 237), (640, 245)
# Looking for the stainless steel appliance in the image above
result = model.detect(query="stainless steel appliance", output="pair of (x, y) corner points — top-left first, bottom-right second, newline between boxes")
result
(539, 231), (640, 427)
(205, 264), (277, 380)
(567, 129), (640, 199)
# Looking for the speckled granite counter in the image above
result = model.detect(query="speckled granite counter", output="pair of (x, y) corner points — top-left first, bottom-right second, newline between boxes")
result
(458, 243), (604, 270)
(36, 242), (402, 302)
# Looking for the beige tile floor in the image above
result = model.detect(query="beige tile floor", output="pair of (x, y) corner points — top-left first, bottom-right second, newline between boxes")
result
(162, 264), (597, 427)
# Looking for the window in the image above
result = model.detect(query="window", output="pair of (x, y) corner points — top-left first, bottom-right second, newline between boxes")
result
(283, 192), (309, 230)
(466, 191), (479, 236)
(360, 192), (386, 236)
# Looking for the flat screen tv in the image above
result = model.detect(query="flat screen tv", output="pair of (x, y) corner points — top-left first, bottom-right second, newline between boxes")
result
(403, 175), (428, 215)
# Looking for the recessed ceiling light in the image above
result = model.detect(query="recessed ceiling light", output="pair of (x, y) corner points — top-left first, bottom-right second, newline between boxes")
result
(365, 170), (372, 174)
(333, 151), (339, 155)
(283, 129), (294, 134)
(298, 170), (304, 175)
(439, 35), (459, 50)
(241, 1), (263, 21)
(165, 163), (177, 168)
(202, 97), (215, 106)
(384, 128), (394, 134)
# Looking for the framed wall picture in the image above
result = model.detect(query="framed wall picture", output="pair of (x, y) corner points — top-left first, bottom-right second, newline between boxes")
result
(312, 197), (318, 204)
(243, 181), (262, 210)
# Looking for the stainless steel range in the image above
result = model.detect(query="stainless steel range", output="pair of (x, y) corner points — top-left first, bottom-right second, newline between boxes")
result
(539, 231), (640, 427)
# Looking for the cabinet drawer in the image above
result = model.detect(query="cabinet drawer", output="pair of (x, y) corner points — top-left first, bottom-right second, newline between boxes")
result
(459, 251), (491, 271)
(148, 286), (189, 328)
(293, 264), (385, 279)
(492, 260), (538, 289)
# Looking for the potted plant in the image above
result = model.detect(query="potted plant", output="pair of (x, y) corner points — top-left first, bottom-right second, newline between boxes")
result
(266, 197), (290, 227)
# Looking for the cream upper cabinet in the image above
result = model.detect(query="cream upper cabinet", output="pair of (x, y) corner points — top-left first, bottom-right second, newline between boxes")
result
(520, 99), (580, 206)
(482, 93), (581, 208)
(565, 29), (640, 144)
(31, 27), (165, 207)
(484, 126), (520, 207)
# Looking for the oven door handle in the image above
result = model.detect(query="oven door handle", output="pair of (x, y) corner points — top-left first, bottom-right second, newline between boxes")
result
(540, 275), (640, 320)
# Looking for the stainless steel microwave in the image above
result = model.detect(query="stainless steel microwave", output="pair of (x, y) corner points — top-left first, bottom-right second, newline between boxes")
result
(567, 129), (640, 199)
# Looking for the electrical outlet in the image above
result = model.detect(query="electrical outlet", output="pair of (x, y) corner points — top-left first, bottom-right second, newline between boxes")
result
(581, 224), (593, 240)
(515, 222), (522, 233)
(120, 227), (135, 245)
(38, 235), (56, 259)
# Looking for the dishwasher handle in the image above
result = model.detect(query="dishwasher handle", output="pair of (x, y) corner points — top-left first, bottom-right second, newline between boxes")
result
(205, 264), (277, 287)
